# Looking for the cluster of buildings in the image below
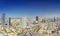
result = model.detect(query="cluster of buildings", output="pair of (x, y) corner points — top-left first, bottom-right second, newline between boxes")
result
(0, 13), (60, 36)
(1, 13), (40, 29)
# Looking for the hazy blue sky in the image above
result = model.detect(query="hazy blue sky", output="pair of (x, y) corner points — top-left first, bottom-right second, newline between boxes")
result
(0, 0), (60, 18)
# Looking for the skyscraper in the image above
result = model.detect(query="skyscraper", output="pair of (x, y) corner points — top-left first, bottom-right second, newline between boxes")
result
(36, 16), (38, 24)
(9, 17), (11, 27)
(1, 13), (10, 28)
(1, 13), (5, 28)
(36, 16), (38, 21)
(54, 17), (55, 22)
(20, 16), (28, 28)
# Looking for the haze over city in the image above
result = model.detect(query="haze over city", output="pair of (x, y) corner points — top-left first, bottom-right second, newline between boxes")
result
(0, 0), (60, 18)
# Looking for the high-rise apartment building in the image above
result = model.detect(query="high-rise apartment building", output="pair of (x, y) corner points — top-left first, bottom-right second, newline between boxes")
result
(20, 16), (28, 28)
(1, 13), (6, 28)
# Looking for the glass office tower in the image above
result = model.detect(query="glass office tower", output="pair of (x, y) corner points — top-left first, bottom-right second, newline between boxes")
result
(36, 16), (38, 24)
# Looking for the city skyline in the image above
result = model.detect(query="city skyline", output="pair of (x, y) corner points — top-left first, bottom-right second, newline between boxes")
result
(0, 0), (60, 18)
